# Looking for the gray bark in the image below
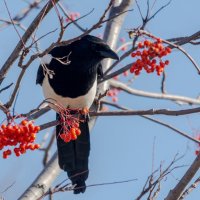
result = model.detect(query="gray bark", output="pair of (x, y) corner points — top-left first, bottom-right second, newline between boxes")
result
(18, 153), (60, 200)
(165, 153), (200, 200)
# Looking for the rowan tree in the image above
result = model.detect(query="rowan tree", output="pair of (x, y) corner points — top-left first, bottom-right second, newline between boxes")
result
(0, 0), (200, 200)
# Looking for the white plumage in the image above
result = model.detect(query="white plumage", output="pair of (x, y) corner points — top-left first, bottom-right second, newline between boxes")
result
(42, 74), (97, 111)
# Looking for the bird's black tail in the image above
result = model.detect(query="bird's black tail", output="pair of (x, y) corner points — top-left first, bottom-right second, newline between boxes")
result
(56, 113), (90, 194)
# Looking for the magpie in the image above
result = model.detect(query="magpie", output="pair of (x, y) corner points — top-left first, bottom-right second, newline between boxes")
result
(36, 35), (119, 194)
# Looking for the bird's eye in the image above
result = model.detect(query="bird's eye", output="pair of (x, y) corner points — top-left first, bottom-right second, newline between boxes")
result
(91, 43), (97, 50)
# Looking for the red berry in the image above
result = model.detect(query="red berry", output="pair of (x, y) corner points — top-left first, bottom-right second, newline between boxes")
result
(34, 126), (40, 133)
(144, 40), (151, 47)
(138, 42), (143, 48)
(165, 47), (171, 53)
(131, 52), (136, 57)
(21, 120), (28, 126)
(165, 60), (170, 65)
(156, 38), (162, 43)
(75, 129), (81, 136)
(1, 124), (6, 130)
(71, 133), (77, 140)
(34, 144), (40, 149)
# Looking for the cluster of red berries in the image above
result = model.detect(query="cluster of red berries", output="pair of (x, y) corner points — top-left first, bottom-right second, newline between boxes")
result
(60, 125), (81, 143)
(130, 38), (171, 75)
(66, 12), (80, 22)
(0, 120), (40, 159)
(58, 108), (89, 143)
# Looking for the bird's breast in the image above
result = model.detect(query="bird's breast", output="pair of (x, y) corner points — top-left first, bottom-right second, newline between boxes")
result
(42, 75), (97, 111)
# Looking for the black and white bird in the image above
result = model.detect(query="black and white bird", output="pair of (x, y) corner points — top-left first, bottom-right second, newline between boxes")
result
(36, 35), (119, 194)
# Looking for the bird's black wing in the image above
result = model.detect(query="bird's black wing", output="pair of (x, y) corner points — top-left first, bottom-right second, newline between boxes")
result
(36, 64), (45, 85)
(97, 63), (103, 79)
(36, 45), (72, 85)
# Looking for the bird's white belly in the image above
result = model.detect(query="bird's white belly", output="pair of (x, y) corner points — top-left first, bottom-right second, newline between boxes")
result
(42, 75), (97, 111)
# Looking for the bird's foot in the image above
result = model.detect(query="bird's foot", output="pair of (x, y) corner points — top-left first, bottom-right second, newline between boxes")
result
(80, 107), (90, 122)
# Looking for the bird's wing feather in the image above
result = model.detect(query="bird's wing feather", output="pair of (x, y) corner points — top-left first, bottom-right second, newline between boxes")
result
(97, 63), (103, 79)
(36, 45), (72, 85)
(36, 64), (45, 85)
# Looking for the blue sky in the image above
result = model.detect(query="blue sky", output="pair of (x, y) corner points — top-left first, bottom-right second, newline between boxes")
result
(0, 0), (200, 199)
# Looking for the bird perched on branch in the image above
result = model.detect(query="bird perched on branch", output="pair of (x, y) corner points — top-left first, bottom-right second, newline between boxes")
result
(36, 35), (119, 194)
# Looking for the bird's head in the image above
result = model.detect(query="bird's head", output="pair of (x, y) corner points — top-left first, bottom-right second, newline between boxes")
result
(74, 35), (119, 61)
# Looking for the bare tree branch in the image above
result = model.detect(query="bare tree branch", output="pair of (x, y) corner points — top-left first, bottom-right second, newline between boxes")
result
(135, 154), (184, 200)
(165, 153), (200, 200)
(141, 116), (200, 144)
(5, 64), (27, 109)
(89, 107), (200, 118)
(109, 79), (200, 105)
(0, 0), (43, 29)
(41, 178), (137, 198)
(18, 153), (61, 200)
(12, 0), (43, 22)
(101, 100), (200, 144)
(179, 176), (200, 199)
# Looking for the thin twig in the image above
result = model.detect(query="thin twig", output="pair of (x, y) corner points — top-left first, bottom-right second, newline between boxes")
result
(0, 83), (13, 93)
(15, 0), (119, 75)
(5, 66), (27, 109)
(57, 2), (87, 32)
(3, 0), (26, 48)
(0, 0), (60, 85)
(135, 0), (144, 21)
(101, 100), (200, 144)
(141, 116), (199, 144)
(13, 0), (43, 22)
(147, 0), (172, 22)
(1, 182), (15, 193)
(135, 154), (184, 200)
(42, 178), (137, 198)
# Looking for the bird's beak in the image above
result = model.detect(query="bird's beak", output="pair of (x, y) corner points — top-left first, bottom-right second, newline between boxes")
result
(99, 48), (119, 60)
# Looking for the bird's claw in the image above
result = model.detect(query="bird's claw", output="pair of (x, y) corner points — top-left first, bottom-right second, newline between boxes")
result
(80, 107), (90, 122)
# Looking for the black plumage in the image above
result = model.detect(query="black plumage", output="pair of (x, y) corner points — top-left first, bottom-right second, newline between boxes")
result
(36, 35), (119, 194)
